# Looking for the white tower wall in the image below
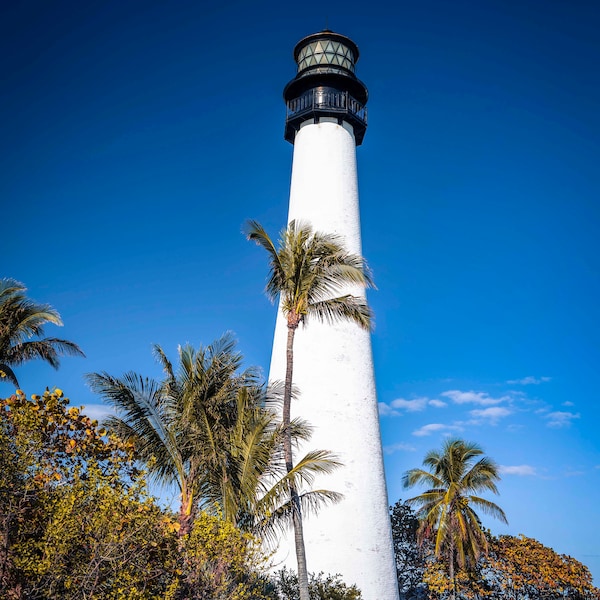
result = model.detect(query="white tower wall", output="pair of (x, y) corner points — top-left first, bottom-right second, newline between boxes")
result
(269, 118), (400, 600)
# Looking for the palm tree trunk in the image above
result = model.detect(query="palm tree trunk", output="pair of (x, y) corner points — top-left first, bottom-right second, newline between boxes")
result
(449, 546), (456, 600)
(179, 488), (194, 539)
(284, 322), (310, 600)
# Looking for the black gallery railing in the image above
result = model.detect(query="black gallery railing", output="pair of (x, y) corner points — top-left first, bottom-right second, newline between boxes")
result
(286, 90), (367, 126)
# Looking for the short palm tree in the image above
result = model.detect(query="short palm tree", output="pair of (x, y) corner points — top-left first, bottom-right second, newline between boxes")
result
(226, 383), (342, 544)
(247, 219), (373, 600)
(87, 334), (341, 540)
(0, 278), (84, 387)
(403, 438), (508, 599)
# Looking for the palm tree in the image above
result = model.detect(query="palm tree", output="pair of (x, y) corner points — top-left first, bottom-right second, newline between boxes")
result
(403, 438), (508, 600)
(224, 382), (342, 544)
(0, 278), (84, 387)
(87, 334), (341, 540)
(246, 219), (373, 600)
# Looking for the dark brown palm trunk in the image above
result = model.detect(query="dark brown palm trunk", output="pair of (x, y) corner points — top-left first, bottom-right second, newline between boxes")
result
(284, 321), (310, 600)
(179, 490), (194, 539)
(449, 542), (456, 600)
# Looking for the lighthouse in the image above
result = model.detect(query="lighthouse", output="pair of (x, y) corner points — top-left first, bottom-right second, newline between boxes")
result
(269, 31), (400, 600)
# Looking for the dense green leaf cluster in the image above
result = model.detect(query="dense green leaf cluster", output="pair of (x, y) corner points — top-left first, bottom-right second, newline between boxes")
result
(269, 568), (362, 600)
(0, 390), (273, 599)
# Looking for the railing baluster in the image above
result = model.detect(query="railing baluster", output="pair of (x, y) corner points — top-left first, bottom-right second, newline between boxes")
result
(286, 90), (367, 126)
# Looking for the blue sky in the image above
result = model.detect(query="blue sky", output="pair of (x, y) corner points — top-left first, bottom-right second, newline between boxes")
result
(3, 0), (600, 584)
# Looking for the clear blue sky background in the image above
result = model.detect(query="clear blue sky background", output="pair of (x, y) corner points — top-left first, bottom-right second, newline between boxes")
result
(3, 0), (599, 584)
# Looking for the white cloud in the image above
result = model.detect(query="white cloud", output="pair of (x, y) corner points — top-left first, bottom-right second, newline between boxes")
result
(378, 402), (400, 417)
(412, 423), (462, 437)
(562, 401), (574, 407)
(469, 406), (512, 423)
(429, 399), (447, 408)
(390, 397), (429, 412)
(545, 411), (580, 428)
(379, 396), (446, 416)
(499, 465), (536, 476)
(383, 442), (416, 455)
(442, 390), (509, 406)
(507, 376), (551, 385)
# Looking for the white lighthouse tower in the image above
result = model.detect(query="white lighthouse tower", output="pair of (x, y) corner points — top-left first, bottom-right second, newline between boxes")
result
(269, 31), (400, 600)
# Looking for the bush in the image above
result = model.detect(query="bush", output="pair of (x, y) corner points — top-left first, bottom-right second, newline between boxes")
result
(269, 568), (362, 600)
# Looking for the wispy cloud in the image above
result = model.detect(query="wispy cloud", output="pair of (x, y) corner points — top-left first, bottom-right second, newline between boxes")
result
(469, 406), (512, 424)
(442, 390), (509, 406)
(412, 423), (462, 437)
(545, 411), (580, 428)
(378, 402), (399, 417)
(507, 376), (551, 385)
(390, 397), (429, 412)
(383, 442), (417, 455)
(499, 465), (536, 476)
(429, 399), (447, 408)
(379, 396), (446, 416)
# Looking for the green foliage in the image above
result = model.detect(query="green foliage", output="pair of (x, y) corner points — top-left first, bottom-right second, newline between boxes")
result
(269, 568), (362, 600)
(87, 336), (342, 547)
(246, 220), (373, 330)
(87, 334), (264, 535)
(388, 496), (600, 600)
(0, 278), (84, 387)
(389, 500), (427, 600)
(403, 438), (507, 592)
(0, 389), (273, 600)
(168, 513), (272, 600)
(0, 388), (158, 597)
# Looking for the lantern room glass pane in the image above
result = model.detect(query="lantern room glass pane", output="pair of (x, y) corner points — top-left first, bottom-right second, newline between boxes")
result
(297, 39), (355, 73)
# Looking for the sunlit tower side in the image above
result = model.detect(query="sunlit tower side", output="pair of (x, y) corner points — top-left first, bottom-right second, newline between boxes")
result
(269, 30), (400, 600)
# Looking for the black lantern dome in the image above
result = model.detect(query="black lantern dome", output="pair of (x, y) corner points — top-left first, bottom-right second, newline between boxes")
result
(283, 30), (368, 145)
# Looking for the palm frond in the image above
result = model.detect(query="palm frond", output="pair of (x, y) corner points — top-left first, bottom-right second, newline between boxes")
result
(245, 219), (287, 303)
(403, 468), (445, 490)
(0, 280), (84, 382)
(0, 363), (19, 386)
(0, 279), (26, 300)
(467, 495), (508, 523)
(86, 371), (186, 488)
(256, 489), (343, 546)
(6, 339), (84, 368)
(403, 438), (508, 568)
(306, 295), (373, 330)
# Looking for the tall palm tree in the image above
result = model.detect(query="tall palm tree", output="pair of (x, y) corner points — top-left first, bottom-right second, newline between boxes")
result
(0, 278), (84, 387)
(87, 334), (341, 539)
(246, 219), (373, 600)
(403, 438), (508, 600)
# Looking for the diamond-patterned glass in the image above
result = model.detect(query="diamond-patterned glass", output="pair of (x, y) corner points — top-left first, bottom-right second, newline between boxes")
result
(297, 39), (355, 73)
